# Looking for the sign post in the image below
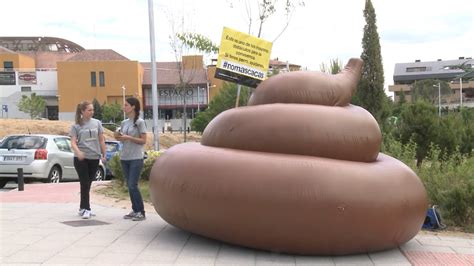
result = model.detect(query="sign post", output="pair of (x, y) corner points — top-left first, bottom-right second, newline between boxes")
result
(1, 104), (7, 118)
(215, 27), (272, 106)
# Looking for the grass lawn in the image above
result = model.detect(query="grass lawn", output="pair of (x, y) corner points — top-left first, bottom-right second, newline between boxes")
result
(96, 179), (152, 204)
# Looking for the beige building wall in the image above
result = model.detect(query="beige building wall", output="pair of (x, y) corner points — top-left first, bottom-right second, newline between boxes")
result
(57, 61), (143, 113)
(206, 65), (224, 100)
(182, 55), (203, 70)
(389, 81), (474, 105)
(17, 53), (36, 69)
(0, 53), (35, 69)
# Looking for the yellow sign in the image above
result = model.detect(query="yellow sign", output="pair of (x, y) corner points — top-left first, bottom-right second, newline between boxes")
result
(215, 27), (272, 88)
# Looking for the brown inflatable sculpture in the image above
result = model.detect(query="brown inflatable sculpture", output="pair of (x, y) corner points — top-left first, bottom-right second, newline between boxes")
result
(149, 58), (428, 255)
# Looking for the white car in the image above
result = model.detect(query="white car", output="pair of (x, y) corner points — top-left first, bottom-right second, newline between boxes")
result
(0, 134), (106, 188)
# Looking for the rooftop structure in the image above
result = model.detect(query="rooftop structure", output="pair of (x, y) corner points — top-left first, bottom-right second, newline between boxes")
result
(0, 36), (85, 53)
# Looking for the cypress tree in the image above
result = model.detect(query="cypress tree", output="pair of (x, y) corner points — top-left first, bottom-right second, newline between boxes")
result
(352, 0), (388, 122)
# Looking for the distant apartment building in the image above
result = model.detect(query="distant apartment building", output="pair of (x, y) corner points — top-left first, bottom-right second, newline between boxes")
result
(388, 57), (474, 108)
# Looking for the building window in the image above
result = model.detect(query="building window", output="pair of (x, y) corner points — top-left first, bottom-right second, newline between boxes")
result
(3, 61), (13, 69)
(99, 71), (105, 87)
(21, 86), (31, 92)
(90, 72), (96, 87)
(406, 67), (427, 72)
(443, 65), (458, 70)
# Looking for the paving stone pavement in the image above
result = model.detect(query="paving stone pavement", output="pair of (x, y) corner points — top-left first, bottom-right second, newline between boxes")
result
(0, 182), (473, 265)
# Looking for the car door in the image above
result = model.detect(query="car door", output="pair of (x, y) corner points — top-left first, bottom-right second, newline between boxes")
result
(53, 137), (76, 179)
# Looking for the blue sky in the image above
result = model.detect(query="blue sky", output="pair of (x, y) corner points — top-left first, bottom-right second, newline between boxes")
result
(2, 0), (473, 95)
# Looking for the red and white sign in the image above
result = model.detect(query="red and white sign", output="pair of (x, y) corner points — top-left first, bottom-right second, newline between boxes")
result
(18, 72), (37, 85)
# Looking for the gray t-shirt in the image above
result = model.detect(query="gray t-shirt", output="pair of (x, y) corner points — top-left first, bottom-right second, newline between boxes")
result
(120, 118), (146, 160)
(70, 118), (104, 159)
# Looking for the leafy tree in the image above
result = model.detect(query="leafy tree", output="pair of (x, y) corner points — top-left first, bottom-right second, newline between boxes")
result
(398, 90), (407, 105)
(397, 101), (438, 166)
(17, 93), (46, 119)
(92, 98), (103, 121)
(352, 0), (389, 123)
(411, 79), (451, 105)
(459, 108), (474, 156)
(191, 82), (250, 133)
(176, 33), (219, 54)
(102, 103), (122, 124)
(228, 0), (305, 41)
(191, 111), (213, 133)
(319, 58), (342, 74)
(391, 104), (473, 163)
(436, 113), (463, 158)
(390, 90), (406, 119)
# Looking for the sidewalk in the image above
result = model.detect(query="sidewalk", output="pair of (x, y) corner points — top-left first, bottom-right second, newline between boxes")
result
(1, 182), (473, 265)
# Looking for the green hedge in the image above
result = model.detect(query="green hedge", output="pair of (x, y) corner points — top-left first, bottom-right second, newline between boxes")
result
(108, 150), (164, 186)
(382, 134), (474, 231)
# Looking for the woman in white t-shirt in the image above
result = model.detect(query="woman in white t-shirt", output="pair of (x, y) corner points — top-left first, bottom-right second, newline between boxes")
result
(115, 97), (147, 221)
(70, 101), (106, 219)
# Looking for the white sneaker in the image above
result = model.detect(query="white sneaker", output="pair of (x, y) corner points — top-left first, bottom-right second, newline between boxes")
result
(78, 209), (95, 216)
(132, 212), (146, 221)
(123, 211), (138, 219)
(82, 210), (91, 219)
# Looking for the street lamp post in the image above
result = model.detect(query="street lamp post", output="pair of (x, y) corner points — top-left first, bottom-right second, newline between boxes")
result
(197, 86), (200, 112)
(183, 89), (187, 142)
(433, 83), (441, 116)
(148, 0), (159, 151)
(455, 59), (474, 110)
(207, 83), (215, 108)
(235, 84), (241, 108)
(438, 82), (441, 117)
(121, 85), (126, 120)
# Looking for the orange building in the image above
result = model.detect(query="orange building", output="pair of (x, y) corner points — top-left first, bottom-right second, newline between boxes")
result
(57, 50), (143, 120)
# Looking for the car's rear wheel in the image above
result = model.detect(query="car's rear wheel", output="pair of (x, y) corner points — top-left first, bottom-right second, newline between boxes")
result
(47, 166), (62, 183)
(94, 168), (105, 181)
(0, 180), (8, 189)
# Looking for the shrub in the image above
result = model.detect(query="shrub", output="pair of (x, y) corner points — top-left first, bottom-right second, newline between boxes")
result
(383, 134), (474, 231)
(141, 150), (164, 180)
(381, 132), (417, 169)
(108, 150), (164, 183)
(108, 153), (124, 185)
(418, 151), (474, 227)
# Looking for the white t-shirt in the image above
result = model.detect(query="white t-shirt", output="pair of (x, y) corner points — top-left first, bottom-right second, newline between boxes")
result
(70, 118), (104, 159)
(120, 118), (146, 160)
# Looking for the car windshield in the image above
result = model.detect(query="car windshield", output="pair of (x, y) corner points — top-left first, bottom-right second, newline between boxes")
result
(106, 142), (120, 152)
(0, 136), (47, 149)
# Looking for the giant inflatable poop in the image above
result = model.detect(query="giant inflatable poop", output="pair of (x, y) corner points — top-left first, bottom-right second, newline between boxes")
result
(149, 58), (428, 255)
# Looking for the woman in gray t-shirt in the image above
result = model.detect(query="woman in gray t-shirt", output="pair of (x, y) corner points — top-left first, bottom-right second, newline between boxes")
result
(70, 101), (106, 219)
(115, 97), (147, 221)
